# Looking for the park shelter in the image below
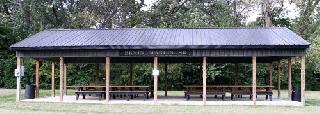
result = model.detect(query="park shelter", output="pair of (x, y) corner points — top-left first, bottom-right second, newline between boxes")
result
(10, 27), (309, 105)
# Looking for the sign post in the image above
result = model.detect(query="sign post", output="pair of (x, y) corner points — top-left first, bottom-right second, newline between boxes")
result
(153, 57), (159, 104)
(15, 58), (24, 102)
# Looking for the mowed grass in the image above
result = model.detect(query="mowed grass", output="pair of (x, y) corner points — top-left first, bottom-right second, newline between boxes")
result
(0, 89), (319, 114)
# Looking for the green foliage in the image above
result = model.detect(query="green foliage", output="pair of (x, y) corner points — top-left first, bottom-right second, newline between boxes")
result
(305, 25), (320, 90)
(0, 51), (16, 88)
(144, 0), (241, 28)
(308, 26), (320, 74)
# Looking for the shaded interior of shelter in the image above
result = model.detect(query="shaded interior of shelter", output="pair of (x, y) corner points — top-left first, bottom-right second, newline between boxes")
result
(31, 56), (295, 102)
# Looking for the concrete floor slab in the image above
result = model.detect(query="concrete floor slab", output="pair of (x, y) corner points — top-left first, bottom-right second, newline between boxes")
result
(22, 95), (302, 106)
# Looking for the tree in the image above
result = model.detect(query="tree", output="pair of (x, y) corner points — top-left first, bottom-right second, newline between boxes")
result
(89, 0), (144, 28)
(144, 0), (245, 28)
(295, 0), (320, 38)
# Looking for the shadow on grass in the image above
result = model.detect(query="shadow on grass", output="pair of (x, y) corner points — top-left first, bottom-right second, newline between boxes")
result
(0, 94), (17, 102)
(306, 99), (320, 106)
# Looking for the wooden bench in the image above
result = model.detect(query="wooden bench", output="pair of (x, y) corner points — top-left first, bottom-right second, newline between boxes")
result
(109, 91), (149, 101)
(231, 90), (273, 101)
(184, 85), (273, 101)
(75, 91), (105, 101)
(257, 90), (273, 101)
(231, 91), (252, 100)
(185, 90), (226, 101)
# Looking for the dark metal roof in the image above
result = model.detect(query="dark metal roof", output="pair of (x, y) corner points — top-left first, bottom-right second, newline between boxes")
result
(10, 27), (310, 50)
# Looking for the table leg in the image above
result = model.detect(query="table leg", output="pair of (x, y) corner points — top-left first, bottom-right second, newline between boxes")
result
(126, 93), (130, 101)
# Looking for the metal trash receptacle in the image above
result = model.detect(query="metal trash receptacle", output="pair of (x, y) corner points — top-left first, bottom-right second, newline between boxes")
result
(291, 85), (301, 102)
(25, 84), (35, 99)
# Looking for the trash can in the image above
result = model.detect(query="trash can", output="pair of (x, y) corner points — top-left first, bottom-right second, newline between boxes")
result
(25, 84), (35, 99)
(291, 85), (301, 102)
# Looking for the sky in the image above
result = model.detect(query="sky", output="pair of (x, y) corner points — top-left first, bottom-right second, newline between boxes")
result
(141, 0), (158, 11)
(141, 0), (300, 24)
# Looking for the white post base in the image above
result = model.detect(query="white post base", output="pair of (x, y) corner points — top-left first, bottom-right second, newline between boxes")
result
(16, 76), (21, 102)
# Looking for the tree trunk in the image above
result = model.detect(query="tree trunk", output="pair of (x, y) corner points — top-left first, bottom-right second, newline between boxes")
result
(262, 0), (272, 27)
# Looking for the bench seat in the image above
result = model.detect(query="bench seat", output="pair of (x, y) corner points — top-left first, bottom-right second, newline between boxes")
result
(109, 91), (149, 101)
(231, 91), (273, 101)
(185, 91), (226, 101)
(75, 91), (105, 101)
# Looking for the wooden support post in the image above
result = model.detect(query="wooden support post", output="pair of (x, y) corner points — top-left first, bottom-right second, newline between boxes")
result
(165, 64), (168, 97)
(59, 57), (64, 102)
(301, 56), (305, 105)
(269, 62), (273, 94)
(95, 64), (100, 85)
(288, 58), (292, 100)
(252, 56), (257, 105)
(235, 64), (239, 85)
(16, 57), (21, 102)
(153, 57), (158, 104)
(105, 57), (110, 102)
(129, 63), (133, 85)
(200, 63), (202, 82)
(269, 63), (273, 86)
(64, 64), (67, 96)
(35, 60), (40, 98)
(51, 63), (55, 97)
(202, 57), (207, 105)
(278, 61), (281, 99)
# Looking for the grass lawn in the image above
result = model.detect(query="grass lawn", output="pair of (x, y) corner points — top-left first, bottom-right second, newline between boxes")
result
(0, 89), (319, 114)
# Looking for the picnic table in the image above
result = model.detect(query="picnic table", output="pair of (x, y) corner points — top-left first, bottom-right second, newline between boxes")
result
(109, 86), (150, 101)
(67, 86), (106, 101)
(183, 85), (273, 101)
(67, 85), (151, 101)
